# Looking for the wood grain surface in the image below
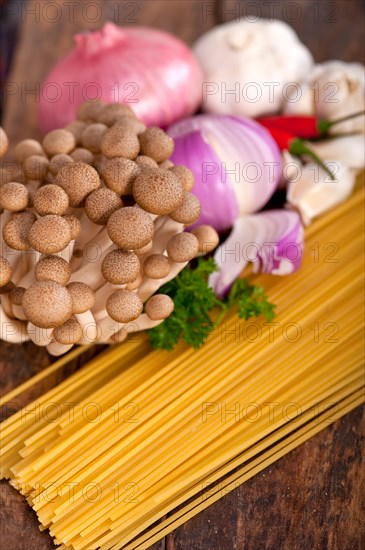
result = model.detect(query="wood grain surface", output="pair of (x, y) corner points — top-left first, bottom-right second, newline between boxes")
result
(1, 1), (364, 549)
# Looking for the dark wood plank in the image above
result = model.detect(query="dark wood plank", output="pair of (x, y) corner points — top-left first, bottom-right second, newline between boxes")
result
(166, 405), (365, 550)
(219, 0), (364, 63)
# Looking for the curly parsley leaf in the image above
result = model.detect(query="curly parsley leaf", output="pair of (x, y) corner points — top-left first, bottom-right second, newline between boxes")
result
(148, 258), (276, 350)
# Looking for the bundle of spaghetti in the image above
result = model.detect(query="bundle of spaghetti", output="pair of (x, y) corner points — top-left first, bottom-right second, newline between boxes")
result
(0, 185), (363, 549)
(11, 253), (363, 498)
(126, 387), (363, 550)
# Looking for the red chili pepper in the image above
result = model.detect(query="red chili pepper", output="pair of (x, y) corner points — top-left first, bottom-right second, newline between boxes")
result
(258, 111), (365, 140)
(262, 126), (335, 180)
(258, 116), (321, 139)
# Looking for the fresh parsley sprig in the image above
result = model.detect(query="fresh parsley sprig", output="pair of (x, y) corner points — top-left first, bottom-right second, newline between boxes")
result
(148, 258), (276, 350)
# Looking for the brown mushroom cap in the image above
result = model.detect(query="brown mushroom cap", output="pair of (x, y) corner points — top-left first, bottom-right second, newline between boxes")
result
(66, 281), (95, 313)
(65, 121), (87, 145)
(110, 327), (128, 343)
(35, 255), (71, 285)
(134, 240), (153, 256)
(0, 256), (12, 287)
(48, 154), (73, 176)
(169, 165), (195, 191)
(14, 139), (45, 163)
(63, 215), (82, 240)
(133, 169), (184, 215)
(84, 188), (123, 225)
(143, 254), (171, 279)
(97, 103), (136, 126)
(56, 162), (100, 207)
(159, 160), (174, 170)
(145, 294), (174, 320)
(107, 207), (154, 250)
(0, 281), (15, 294)
(101, 249), (140, 284)
(102, 158), (140, 195)
(166, 232), (199, 263)
(0, 127), (9, 157)
(113, 116), (146, 134)
(139, 127), (174, 163)
(70, 148), (94, 164)
(53, 316), (83, 345)
(0, 164), (24, 185)
(191, 225), (220, 254)
(42, 129), (76, 157)
(33, 184), (69, 216)
(77, 100), (105, 122)
(169, 191), (201, 225)
(22, 281), (73, 328)
(81, 123), (107, 153)
(100, 126), (140, 160)
(23, 155), (49, 180)
(9, 286), (26, 305)
(106, 289), (143, 323)
(135, 156), (159, 170)
(28, 215), (72, 254)
(3, 211), (36, 250)
(0, 182), (29, 212)
(125, 271), (142, 290)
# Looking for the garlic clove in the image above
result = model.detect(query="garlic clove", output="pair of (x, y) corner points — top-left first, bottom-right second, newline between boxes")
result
(303, 136), (365, 174)
(287, 160), (356, 225)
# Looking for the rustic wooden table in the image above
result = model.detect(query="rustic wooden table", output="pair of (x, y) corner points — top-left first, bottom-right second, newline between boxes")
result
(1, 1), (364, 549)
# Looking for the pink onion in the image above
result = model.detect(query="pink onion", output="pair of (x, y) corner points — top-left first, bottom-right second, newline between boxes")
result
(38, 22), (203, 133)
(209, 210), (304, 297)
(168, 114), (282, 231)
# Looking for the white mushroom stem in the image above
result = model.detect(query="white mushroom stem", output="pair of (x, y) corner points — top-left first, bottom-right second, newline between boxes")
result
(92, 283), (126, 322)
(0, 306), (29, 343)
(138, 260), (188, 302)
(93, 315), (119, 343)
(17, 255), (39, 289)
(126, 313), (162, 332)
(98, 312), (164, 344)
(27, 322), (53, 347)
(0, 212), (20, 272)
(1, 294), (13, 317)
(12, 304), (27, 321)
(26, 248), (41, 270)
(70, 242), (116, 289)
(57, 239), (75, 262)
(47, 341), (73, 356)
(69, 211), (103, 271)
(75, 311), (99, 344)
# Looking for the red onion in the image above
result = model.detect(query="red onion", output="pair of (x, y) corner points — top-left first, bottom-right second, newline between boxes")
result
(209, 210), (304, 297)
(38, 23), (203, 133)
(168, 114), (282, 231)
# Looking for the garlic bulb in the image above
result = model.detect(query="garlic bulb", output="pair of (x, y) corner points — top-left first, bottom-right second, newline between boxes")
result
(283, 61), (365, 134)
(193, 19), (313, 117)
(287, 160), (356, 225)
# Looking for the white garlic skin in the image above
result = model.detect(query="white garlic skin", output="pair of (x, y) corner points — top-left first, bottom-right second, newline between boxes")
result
(283, 61), (365, 134)
(287, 160), (356, 225)
(194, 19), (313, 117)
(304, 135), (365, 174)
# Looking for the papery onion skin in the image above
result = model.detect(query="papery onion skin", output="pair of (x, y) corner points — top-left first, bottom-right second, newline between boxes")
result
(209, 210), (304, 297)
(168, 114), (282, 231)
(38, 23), (203, 133)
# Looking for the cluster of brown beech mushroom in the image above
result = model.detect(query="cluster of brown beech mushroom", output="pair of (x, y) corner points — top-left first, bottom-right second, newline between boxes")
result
(0, 103), (219, 355)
